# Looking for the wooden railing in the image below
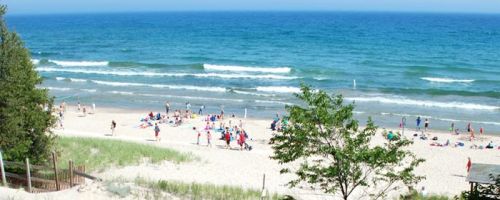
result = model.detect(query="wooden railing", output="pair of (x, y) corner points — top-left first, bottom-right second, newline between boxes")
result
(0, 151), (100, 193)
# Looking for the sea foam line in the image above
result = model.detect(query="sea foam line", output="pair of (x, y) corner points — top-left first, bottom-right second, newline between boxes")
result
(90, 80), (227, 92)
(347, 96), (499, 110)
(421, 77), (474, 83)
(37, 67), (297, 80)
(203, 64), (291, 73)
(256, 86), (301, 93)
(49, 60), (109, 67)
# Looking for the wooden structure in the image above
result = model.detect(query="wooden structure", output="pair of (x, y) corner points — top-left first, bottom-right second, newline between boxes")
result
(0, 151), (100, 193)
(466, 163), (500, 197)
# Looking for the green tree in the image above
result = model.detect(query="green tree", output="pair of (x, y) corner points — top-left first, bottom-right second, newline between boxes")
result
(270, 84), (424, 200)
(0, 5), (55, 164)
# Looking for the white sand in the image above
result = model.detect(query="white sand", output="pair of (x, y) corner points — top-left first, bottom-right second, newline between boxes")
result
(1, 106), (499, 200)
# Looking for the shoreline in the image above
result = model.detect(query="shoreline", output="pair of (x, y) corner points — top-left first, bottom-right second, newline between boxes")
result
(3, 104), (499, 199)
(64, 104), (500, 136)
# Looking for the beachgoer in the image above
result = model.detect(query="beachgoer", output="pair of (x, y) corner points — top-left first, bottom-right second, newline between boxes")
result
(62, 101), (67, 112)
(92, 103), (96, 114)
(194, 127), (201, 145)
(424, 118), (429, 132)
(470, 128), (475, 141)
(466, 157), (472, 173)
(224, 127), (231, 149)
(154, 123), (161, 142)
(58, 115), (64, 130)
(480, 127), (484, 135)
(77, 101), (81, 111)
(450, 122), (454, 133)
(186, 102), (191, 112)
(82, 106), (87, 117)
(111, 120), (117, 136)
(165, 101), (170, 115)
(238, 129), (246, 150)
(220, 105), (225, 120)
(467, 123), (472, 133)
(416, 116), (421, 131)
(207, 131), (212, 147)
(198, 105), (205, 115)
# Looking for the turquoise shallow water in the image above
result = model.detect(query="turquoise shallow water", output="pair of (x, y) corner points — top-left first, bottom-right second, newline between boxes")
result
(6, 12), (500, 133)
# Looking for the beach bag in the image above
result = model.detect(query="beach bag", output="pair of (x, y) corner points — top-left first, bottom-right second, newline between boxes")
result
(432, 137), (438, 140)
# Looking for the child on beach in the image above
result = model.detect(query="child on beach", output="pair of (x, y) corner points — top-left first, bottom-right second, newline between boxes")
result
(111, 120), (117, 136)
(194, 127), (201, 145)
(424, 118), (429, 132)
(82, 106), (87, 117)
(416, 116), (421, 131)
(466, 157), (472, 173)
(207, 131), (212, 147)
(154, 123), (161, 142)
(224, 127), (231, 149)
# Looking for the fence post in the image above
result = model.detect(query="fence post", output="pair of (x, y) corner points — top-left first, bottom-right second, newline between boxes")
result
(69, 160), (73, 187)
(0, 151), (7, 186)
(25, 158), (32, 192)
(260, 173), (266, 200)
(52, 152), (60, 191)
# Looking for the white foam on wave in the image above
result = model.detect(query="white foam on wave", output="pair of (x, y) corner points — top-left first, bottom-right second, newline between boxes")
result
(91, 80), (226, 92)
(256, 86), (301, 93)
(421, 77), (474, 83)
(109, 91), (134, 95)
(203, 64), (291, 73)
(44, 87), (72, 91)
(55, 77), (87, 82)
(36, 67), (297, 80)
(232, 90), (275, 97)
(70, 78), (87, 82)
(139, 93), (245, 103)
(348, 96), (499, 110)
(31, 59), (40, 65)
(255, 100), (292, 105)
(49, 60), (109, 67)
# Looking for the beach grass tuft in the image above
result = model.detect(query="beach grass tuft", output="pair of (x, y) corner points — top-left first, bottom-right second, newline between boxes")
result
(134, 176), (282, 200)
(399, 190), (450, 200)
(56, 136), (196, 171)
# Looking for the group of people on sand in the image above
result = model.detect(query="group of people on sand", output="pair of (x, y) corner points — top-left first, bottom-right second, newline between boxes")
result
(76, 101), (96, 117)
(193, 114), (251, 151)
(270, 113), (288, 132)
(147, 101), (251, 150)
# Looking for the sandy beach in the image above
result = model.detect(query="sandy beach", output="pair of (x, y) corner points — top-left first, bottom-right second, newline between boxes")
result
(1, 105), (499, 200)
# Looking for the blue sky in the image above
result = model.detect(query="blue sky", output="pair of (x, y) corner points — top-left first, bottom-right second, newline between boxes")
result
(3, 0), (500, 15)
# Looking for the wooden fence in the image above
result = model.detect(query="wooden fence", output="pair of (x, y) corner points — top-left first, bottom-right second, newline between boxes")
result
(0, 151), (100, 193)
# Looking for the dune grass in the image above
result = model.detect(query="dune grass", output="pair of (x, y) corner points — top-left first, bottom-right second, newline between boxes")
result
(56, 136), (196, 171)
(134, 177), (282, 200)
(399, 190), (450, 200)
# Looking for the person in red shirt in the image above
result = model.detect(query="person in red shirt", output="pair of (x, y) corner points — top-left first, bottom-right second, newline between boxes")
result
(224, 127), (231, 149)
(239, 130), (246, 151)
(466, 157), (472, 173)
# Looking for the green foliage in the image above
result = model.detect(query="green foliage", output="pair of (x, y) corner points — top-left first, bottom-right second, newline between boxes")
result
(400, 190), (449, 200)
(56, 137), (196, 171)
(269, 84), (425, 200)
(0, 5), (55, 164)
(134, 177), (282, 200)
(456, 175), (500, 200)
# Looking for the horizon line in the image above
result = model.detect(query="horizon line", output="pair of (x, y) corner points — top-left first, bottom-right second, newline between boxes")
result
(6, 9), (500, 17)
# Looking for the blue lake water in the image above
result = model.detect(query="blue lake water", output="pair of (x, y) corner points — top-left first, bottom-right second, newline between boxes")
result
(6, 12), (500, 133)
